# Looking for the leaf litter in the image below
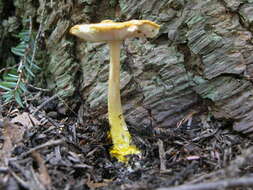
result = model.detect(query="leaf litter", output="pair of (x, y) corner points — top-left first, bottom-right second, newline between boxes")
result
(0, 100), (252, 190)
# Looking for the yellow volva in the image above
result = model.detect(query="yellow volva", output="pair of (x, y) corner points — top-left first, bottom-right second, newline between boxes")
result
(70, 20), (160, 163)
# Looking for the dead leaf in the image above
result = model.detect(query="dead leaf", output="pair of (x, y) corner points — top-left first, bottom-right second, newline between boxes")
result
(31, 151), (52, 189)
(0, 119), (25, 166)
(86, 174), (110, 189)
(11, 112), (40, 128)
(86, 181), (108, 189)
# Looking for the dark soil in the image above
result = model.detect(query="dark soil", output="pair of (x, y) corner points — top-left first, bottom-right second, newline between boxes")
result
(0, 98), (253, 190)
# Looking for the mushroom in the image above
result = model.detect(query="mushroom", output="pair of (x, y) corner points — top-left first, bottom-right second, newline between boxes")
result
(70, 20), (160, 162)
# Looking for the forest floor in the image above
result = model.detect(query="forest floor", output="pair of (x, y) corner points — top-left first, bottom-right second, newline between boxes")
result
(0, 97), (253, 190)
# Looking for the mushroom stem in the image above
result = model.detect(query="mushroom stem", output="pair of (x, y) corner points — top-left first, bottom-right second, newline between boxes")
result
(108, 41), (140, 162)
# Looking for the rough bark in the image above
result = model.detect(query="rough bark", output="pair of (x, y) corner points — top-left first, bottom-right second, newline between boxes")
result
(2, 0), (253, 134)
(78, 0), (253, 134)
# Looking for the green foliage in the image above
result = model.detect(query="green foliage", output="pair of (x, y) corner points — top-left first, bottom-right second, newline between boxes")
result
(0, 29), (40, 107)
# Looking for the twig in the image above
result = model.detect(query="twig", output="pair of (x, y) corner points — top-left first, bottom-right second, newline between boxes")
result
(17, 139), (64, 159)
(64, 184), (71, 190)
(0, 167), (8, 172)
(188, 171), (223, 184)
(158, 147), (253, 190)
(27, 84), (50, 92)
(15, 17), (33, 92)
(32, 93), (59, 115)
(9, 170), (29, 189)
(56, 95), (78, 117)
(30, 7), (45, 66)
(0, 65), (19, 74)
(15, 60), (24, 91)
(158, 139), (166, 172)
(156, 177), (253, 190)
(30, 167), (47, 190)
(192, 128), (219, 142)
(189, 147), (253, 184)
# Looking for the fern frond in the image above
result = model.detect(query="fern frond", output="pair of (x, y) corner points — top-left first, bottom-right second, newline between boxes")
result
(0, 25), (40, 107)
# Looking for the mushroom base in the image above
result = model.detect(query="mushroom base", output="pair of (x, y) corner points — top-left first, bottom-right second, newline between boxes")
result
(109, 113), (140, 163)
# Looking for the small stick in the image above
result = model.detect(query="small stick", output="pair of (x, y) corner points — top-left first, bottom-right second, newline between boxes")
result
(0, 65), (19, 74)
(0, 167), (8, 172)
(27, 84), (50, 92)
(17, 139), (64, 159)
(9, 170), (29, 189)
(156, 177), (253, 190)
(188, 147), (253, 184)
(32, 93), (59, 115)
(188, 171), (223, 184)
(30, 7), (45, 67)
(158, 139), (166, 172)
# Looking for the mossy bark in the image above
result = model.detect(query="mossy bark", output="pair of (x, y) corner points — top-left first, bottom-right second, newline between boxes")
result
(6, 0), (253, 134)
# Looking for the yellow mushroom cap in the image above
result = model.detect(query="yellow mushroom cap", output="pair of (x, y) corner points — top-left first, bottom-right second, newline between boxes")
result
(69, 20), (160, 42)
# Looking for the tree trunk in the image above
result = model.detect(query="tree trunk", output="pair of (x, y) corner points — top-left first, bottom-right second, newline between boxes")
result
(2, 0), (253, 134)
